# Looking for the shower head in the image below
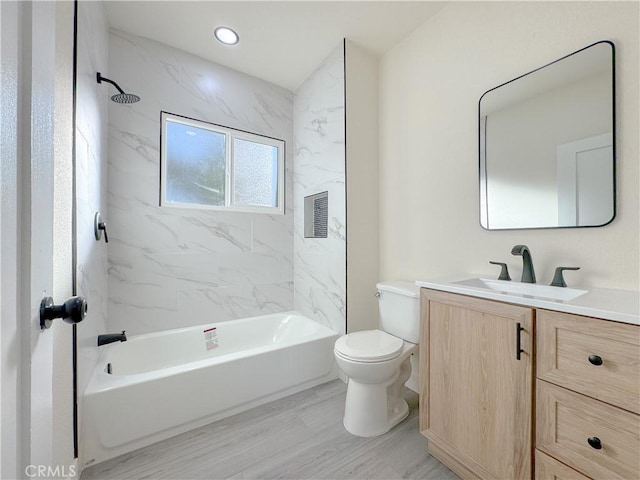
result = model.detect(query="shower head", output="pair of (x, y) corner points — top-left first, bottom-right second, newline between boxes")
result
(96, 72), (140, 104)
(110, 92), (141, 104)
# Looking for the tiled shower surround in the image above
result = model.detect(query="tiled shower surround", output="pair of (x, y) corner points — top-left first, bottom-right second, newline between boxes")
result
(106, 30), (295, 335)
(76, 0), (110, 453)
(105, 30), (346, 337)
(293, 44), (347, 335)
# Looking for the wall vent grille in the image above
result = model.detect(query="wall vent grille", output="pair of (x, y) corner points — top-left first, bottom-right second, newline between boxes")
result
(304, 191), (328, 238)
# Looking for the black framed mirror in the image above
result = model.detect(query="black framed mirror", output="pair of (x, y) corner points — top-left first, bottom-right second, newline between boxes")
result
(479, 41), (615, 230)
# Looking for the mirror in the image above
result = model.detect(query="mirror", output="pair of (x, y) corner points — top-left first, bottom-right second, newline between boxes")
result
(479, 41), (615, 230)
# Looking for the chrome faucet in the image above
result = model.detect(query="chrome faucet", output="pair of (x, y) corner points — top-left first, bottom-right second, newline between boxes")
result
(511, 245), (536, 283)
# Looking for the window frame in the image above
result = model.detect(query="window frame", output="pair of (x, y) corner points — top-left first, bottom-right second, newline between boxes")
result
(160, 111), (285, 215)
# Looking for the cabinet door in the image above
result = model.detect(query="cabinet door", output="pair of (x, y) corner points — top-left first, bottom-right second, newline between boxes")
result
(420, 290), (533, 480)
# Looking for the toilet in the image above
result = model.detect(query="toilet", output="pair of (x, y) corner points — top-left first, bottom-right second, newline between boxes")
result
(334, 280), (421, 437)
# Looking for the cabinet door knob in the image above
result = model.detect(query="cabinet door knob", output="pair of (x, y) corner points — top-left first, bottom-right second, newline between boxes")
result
(587, 437), (602, 450)
(588, 354), (603, 366)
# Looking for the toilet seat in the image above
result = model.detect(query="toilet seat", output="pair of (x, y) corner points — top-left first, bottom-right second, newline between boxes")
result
(334, 330), (404, 363)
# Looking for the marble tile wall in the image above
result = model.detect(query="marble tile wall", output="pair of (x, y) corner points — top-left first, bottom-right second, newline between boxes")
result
(106, 30), (294, 336)
(75, 0), (109, 461)
(293, 43), (347, 335)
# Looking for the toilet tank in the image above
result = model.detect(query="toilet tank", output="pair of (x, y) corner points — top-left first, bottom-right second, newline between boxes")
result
(376, 281), (421, 344)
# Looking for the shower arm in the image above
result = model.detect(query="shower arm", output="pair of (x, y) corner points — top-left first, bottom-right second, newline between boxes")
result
(96, 72), (126, 95)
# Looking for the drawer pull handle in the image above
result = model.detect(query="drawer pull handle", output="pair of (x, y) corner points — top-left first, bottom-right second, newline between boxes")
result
(587, 437), (602, 450)
(516, 323), (525, 360)
(588, 354), (603, 366)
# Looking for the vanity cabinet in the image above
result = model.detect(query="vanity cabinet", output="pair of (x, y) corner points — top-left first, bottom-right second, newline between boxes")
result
(420, 289), (640, 480)
(419, 289), (534, 480)
(534, 450), (591, 480)
(535, 310), (640, 480)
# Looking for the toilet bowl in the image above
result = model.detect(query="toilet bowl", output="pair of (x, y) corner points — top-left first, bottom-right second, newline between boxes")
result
(334, 281), (421, 437)
(335, 331), (417, 437)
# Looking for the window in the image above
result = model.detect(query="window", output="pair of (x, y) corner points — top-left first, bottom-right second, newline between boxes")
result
(160, 112), (285, 214)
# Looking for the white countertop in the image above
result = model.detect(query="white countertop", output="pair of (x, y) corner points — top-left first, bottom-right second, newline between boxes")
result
(416, 276), (640, 325)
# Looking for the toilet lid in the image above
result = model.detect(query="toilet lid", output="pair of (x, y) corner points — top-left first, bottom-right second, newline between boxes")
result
(334, 330), (404, 362)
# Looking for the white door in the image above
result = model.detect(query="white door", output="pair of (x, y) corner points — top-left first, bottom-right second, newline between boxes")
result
(557, 133), (614, 226)
(0, 2), (75, 478)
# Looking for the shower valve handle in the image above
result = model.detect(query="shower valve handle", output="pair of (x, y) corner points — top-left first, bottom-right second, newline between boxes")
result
(94, 212), (109, 243)
(98, 222), (109, 243)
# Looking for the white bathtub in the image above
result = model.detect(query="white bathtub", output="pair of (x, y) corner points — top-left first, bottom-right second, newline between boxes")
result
(81, 311), (339, 467)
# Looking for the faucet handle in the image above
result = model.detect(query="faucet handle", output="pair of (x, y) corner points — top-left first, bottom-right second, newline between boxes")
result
(489, 261), (511, 281)
(550, 267), (580, 287)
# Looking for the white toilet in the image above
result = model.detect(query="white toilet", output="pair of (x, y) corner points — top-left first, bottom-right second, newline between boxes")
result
(334, 280), (420, 437)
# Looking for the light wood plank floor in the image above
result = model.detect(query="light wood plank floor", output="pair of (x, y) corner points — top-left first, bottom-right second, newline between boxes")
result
(81, 380), (458, 480)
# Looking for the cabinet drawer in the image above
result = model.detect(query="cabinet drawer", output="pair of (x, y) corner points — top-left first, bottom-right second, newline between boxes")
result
(536, 309), (640, 413)
(535, 450), (591, 480)
(536, 381), (640, 480)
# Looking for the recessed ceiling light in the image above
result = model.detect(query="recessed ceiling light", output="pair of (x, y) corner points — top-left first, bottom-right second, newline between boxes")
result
(214, 26), (239, 46)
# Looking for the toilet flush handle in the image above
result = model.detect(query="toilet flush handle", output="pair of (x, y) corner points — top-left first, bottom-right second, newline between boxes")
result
(374, 291), (381, 298)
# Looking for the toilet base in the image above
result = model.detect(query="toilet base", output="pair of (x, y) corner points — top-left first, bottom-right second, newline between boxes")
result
(342, 357), (413, 437)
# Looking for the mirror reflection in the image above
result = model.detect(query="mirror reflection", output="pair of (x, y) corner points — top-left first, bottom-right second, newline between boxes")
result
(479, 41), (615, 230)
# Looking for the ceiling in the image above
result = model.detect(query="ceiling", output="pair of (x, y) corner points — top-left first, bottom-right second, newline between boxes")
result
(105, 1), (446, 91)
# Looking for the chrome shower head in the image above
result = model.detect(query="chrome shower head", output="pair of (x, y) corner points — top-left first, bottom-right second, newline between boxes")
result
(96, 72), (140, 104)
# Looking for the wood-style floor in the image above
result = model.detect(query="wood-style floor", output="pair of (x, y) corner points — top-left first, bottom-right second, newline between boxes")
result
(81, 380), (458, 480)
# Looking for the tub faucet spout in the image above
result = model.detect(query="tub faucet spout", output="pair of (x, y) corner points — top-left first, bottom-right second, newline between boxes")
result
(97, 331), (127, 346)
(511, 245), (536, 283)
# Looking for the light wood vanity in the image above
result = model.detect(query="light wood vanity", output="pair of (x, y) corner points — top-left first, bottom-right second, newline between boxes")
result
(419, 288), (640, 480)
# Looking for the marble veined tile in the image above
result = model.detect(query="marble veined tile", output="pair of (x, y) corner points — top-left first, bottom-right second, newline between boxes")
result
(177, 281), (294, 327)
(218, 252), (292, 286)
(292, 42), (346, 335)
(76, 0), (110, 402)
(107, 30), (294, 335)
(175, 214), (253, 254)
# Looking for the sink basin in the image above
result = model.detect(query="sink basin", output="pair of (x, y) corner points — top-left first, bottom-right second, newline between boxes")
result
(416, 277), (638, 324)
(452, 278), (588, 302)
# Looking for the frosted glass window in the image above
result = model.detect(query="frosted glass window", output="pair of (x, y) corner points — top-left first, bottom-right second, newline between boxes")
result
(233, 138), (278, 207)
(161, 112), (284, 214)
(165, 120), (226, 206)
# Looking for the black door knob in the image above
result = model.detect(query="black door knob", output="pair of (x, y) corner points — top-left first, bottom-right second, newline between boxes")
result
(588, 354), (603, 366)
(40, 296), (88, 329)
(587, 437), (602, 450)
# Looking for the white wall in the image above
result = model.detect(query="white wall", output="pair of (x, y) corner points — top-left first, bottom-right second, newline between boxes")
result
(1, 3), (25, 476)
(293, 43), (347, 334)
(1, 1), (76, 476)
(379, 1), (639, 290)
(75, 0), (110, 466)
(345, 41), (379, 333)
(106, 30), (294, 336)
